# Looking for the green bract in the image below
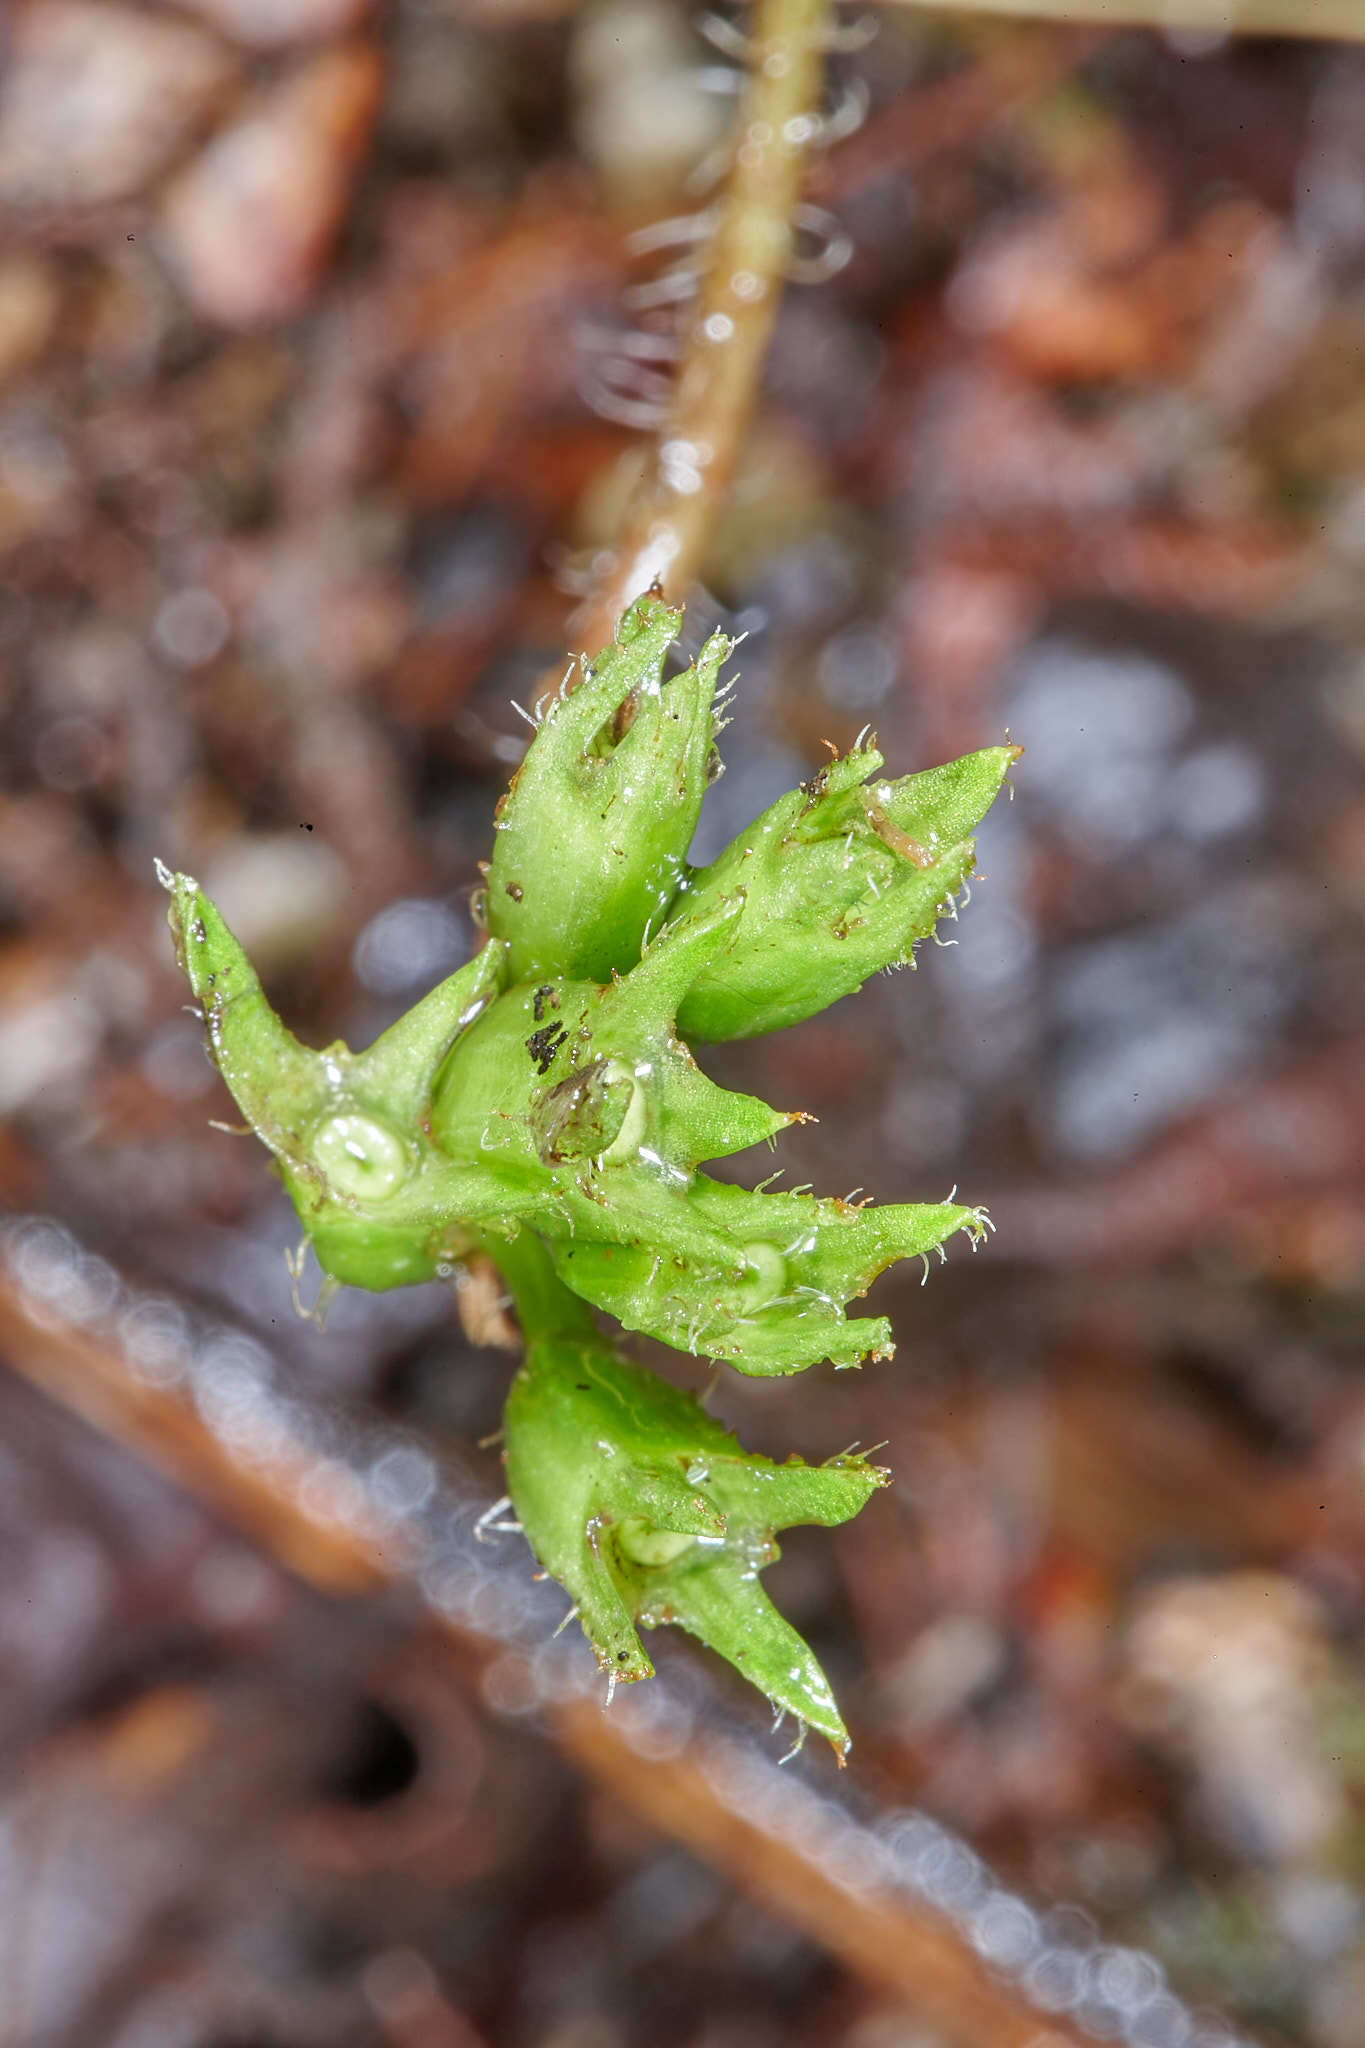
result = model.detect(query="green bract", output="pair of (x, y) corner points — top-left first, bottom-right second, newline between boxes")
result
(163, 873), (508, 1289)
(161, 594), (1013, 1756)
(484, 594), (728, 984)
(674, 743), (1020, 1041)
(503, 1287), (887, 1753)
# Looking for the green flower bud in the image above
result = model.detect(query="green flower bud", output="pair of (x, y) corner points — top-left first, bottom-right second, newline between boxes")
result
(160, 867), (514, 1289)
(503, 1309), (887, 1753)
(672, 742), (1021, 1041)
(485, 593), (730, 985)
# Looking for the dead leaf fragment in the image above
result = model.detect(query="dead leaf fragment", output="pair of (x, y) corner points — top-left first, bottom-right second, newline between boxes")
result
(161, 44), (384, 330)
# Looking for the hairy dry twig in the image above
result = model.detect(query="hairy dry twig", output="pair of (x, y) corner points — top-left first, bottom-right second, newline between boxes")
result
(567, 0), (832, 659)
(0, 1240), (1111, 2048)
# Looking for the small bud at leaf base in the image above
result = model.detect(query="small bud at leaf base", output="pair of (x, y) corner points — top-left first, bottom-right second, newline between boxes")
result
(486, 594), (730, 984)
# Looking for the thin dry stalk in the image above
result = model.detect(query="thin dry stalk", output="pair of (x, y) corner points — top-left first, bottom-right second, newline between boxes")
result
(554, 1694), (1096, 2048)
(566, 0), (832, 660)
(0, 1254), (1094, 2048)
(882, 0), (1365, 39)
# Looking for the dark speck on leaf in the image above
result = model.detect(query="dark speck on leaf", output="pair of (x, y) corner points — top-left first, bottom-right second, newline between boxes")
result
(526, 1023), (568, 1074)
(505, 881), (523, 901)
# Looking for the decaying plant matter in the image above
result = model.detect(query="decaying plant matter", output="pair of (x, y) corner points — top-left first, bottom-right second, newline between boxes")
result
(162, 593), (1015, 1757)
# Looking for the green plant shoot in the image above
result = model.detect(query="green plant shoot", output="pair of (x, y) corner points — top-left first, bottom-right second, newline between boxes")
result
(161, 594), (1016, 1757)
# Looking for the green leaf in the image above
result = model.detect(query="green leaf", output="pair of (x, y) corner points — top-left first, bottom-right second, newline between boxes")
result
(160, 868), (522, 1290)
(672, 743), (1020, 1041)
(503, 1310), (887, 1753)
(486, 594), (730, 984)
(548, 1181), (990, 1373)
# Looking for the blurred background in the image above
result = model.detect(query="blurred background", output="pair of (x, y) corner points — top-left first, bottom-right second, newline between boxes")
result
(2, 2), (1365, 2044)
